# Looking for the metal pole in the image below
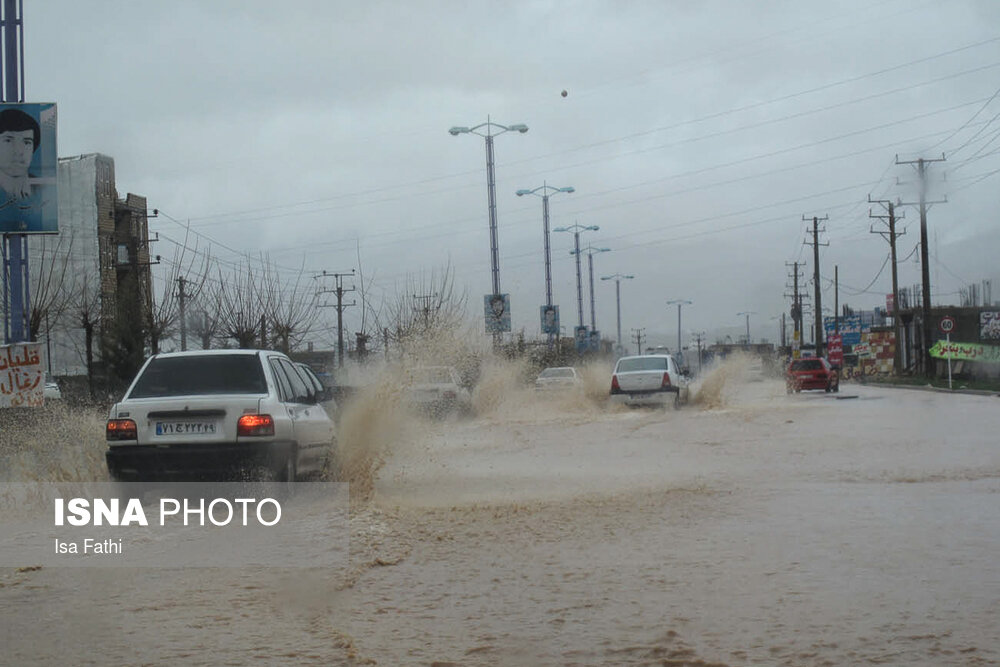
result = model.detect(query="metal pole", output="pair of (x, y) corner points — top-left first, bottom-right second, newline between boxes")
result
(542, 193), (552, 307)
(588, 252), (596, 332)
(917, 159), (933, 378)
(946, 332), (952, 389)
(615, 278), (622, 352)
(677, 304), (682, 357)
(888, 203), (902, 375)
(3, 0), (27, 344)
(485, 132), (500, 297)
(812, 217), (823, 357)
(574, 231), (583, 329)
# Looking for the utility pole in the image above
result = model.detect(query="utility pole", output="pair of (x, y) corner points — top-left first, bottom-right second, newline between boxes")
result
(630, 328), (646, 356)
(666, 299), (692, 359)
(316, 270), (356, 368)
(178, 276), (187, 351)
(785, 261), (806, 356)
(601, 273), (634, 355)
(737, 311), (755, 345)
(834, 266), (839, 334)
(803, 215), (829, 356)
(896, 154), (946, 377)
(869, 196), (905, 374)
(692, 331), (706, 375)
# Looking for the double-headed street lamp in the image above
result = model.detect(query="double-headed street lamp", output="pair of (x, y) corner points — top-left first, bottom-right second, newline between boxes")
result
(516, 183), (574, 340)
(666, 299), (692, 359)
(601, 273), (634, 353)
(553, 223), (599, 330)
(572, 245), (610, 333)
(449, 118), (529, 325)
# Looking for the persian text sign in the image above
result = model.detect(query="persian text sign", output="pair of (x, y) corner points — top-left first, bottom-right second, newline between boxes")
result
(929, 340), (1000, 364)
(0, 343), (44, 407)
(980, 311), (1000, 341)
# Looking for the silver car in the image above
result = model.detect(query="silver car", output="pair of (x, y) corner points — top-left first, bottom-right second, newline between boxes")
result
(609, 354), (690, 408)
(105, 350), (336, 482)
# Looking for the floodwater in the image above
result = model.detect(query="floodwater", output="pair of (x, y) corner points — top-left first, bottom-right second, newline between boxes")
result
(2, 358), (999, 666)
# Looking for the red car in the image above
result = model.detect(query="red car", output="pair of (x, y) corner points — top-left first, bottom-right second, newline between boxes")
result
(786, 357), (839, 393)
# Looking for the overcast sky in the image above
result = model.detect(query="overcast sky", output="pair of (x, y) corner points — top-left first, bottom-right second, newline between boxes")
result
(25, 0), (1000, 350)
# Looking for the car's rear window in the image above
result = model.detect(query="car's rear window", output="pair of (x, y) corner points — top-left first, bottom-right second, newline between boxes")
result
(128, 354), (268, 398)
(790, 359), (823, 371)
(616, 357), (669, 372)
(540, 368), (574, 378)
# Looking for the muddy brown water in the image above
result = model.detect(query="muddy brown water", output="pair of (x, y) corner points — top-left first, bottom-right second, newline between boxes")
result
(2, 359), (998, 665)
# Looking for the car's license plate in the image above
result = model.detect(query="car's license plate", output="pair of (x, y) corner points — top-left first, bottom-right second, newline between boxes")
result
(155, 421), (217, 435)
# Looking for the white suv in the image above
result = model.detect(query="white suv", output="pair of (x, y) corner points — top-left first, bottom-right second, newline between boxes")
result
(609, 354), (690, 408)
(105, 350), (336, 482)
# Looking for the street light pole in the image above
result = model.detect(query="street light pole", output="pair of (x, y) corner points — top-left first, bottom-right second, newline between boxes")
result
(554, 223), (599, 331)
(572, 245), (610, 333)
(449, 118), (528, 344)
(516, 183), (574, 346)
(737, 311), (755, 345)
(602, 273), (634, 354)
(666, 299), (692, 357)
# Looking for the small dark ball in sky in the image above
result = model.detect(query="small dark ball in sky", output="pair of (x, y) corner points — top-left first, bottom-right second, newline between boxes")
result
(561, 90), (568, 97)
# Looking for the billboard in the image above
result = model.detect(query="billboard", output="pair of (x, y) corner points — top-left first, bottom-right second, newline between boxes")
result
(0, 103), (58, 234)
(484, 294), (511, 333)
(540, 305), (559, 335)
(823, 315), (867, 346)
(0, 343), (45, 407)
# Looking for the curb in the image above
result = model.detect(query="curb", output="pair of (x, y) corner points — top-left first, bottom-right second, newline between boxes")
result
(860, 382), (1000, 398)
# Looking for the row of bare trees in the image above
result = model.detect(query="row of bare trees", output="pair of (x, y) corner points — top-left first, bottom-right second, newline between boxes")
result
(15, 229), (471, 390)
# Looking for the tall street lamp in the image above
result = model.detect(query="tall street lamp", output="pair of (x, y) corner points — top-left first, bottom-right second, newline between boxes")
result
(571, 245), (610, 333)
(737, 311), (755, 345)
(516, 183), (574, 344)
(449, 118), (528, 340)
(554, 223), (599, 330)
(666, 299), (692, 358)
(601, 273), (634, 354)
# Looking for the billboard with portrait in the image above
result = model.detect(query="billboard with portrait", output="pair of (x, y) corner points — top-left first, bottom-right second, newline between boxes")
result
(540, 305), (559, 335)
(0, 103), (58, 234)
(484, 294), (511, 333)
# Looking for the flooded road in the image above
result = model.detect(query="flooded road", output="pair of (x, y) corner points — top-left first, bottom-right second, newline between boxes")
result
(2, 363), (999, 665)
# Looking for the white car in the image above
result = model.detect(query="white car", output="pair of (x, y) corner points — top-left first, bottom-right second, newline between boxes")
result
(105, 349), (336, 482)
(609, 354), (690, 408)
(534, 366), (582, 390)
(404, 366), (473, 419)
(43, 381), (62, 400)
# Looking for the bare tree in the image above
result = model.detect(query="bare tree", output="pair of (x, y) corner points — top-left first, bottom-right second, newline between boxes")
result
(214, 255), (269, 348)
(148, 235), (212, 354)
(28, 231), (77, 343)
(264, 260), (320, 353)
(374, 262), (469, 357)
(75, 274), (102, 398)
(187, 285), (224, 350)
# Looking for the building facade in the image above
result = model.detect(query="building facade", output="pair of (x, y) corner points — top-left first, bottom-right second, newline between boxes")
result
(26, 153), (153, 378)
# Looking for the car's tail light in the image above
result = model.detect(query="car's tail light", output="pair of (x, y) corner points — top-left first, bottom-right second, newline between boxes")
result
(661, 372), (672, 388)
(106, 419), (137, 441)
(238, 414), (275, 437)
(611, 375), (621, 394)
(443, 390), (457, 400)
